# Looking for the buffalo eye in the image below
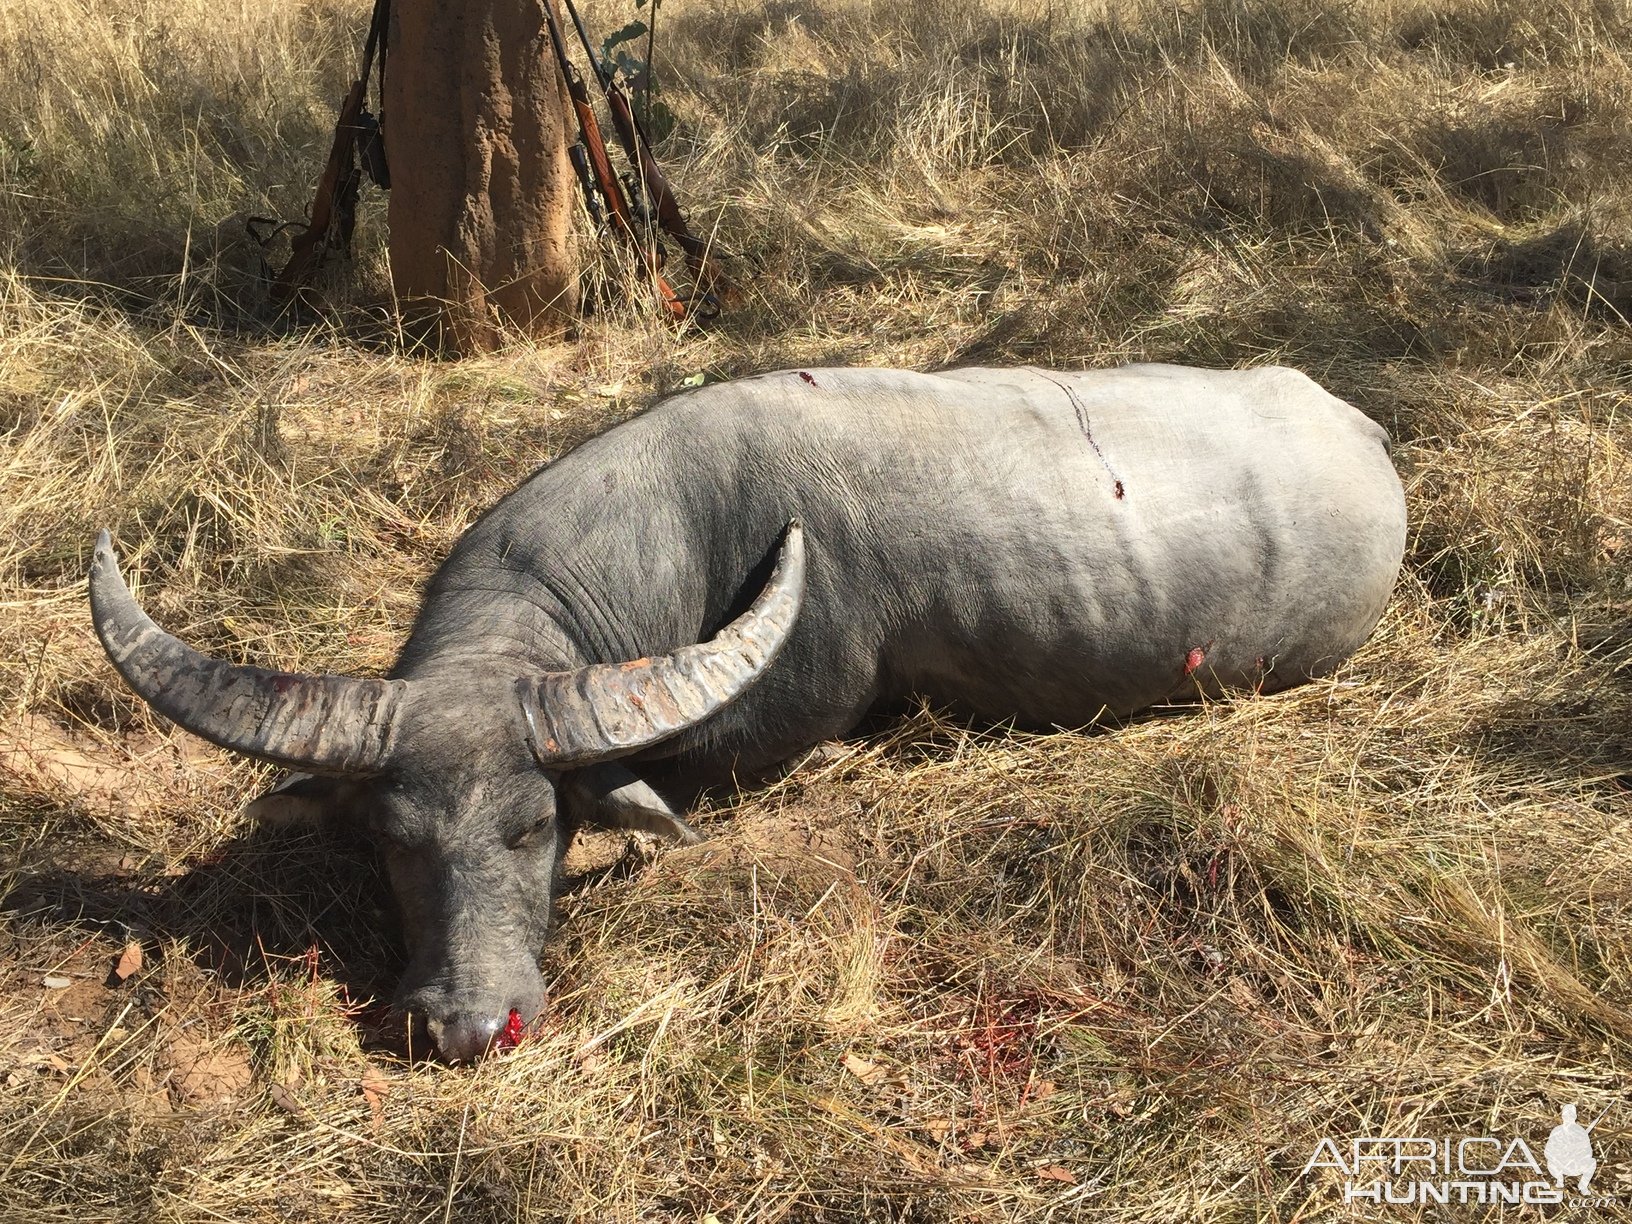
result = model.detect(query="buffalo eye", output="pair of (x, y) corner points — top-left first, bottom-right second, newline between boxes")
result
(371, 824), (413, 856)
(366, 805), (423, 856)
(508, 816), (553, 851)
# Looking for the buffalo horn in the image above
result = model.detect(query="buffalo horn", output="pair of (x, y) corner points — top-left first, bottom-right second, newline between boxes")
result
(518, 520), (806, 767)
(88, 531), (405, 774)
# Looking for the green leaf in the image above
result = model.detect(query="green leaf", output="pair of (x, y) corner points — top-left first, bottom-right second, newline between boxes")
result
(601, 19), (648, 54)
(610, 48), (651, 92)
(641, 95), (677, 141)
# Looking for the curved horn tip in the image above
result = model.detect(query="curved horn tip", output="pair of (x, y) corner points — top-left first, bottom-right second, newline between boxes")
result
(520, 518), (809, 767)
(779, 518), (806, 568)
(84, 526), (403, 775)
(88, 533), (132, 612)
(90, 530), (127, 587)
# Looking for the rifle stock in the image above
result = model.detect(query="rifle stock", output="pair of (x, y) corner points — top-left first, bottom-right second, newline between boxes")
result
(603, 85), (735, 303)
(546, 1), (686, 319)
(563, 0), (735, 308)
(270, 78), (366, 304)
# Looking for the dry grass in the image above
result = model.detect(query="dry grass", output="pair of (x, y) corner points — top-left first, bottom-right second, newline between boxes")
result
(4, 0), (1632, 1218)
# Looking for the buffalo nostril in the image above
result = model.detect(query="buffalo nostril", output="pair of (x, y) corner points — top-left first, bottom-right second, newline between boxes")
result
(427, 1012), (504, 1063)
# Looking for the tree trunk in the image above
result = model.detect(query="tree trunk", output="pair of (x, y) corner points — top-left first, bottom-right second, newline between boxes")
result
(385, 0), (578, 354)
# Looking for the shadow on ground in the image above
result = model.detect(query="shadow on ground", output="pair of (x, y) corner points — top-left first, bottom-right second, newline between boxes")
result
(1455, 222), (1632, 322)
(1, 824), (402, 1036)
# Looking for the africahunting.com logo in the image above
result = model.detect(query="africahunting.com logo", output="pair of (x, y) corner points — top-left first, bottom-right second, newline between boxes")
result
(1301, 1104), (1616, 1206)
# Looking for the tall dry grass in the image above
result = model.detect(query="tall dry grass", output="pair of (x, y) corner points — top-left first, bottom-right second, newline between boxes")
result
(3, 0), (1632, 1219)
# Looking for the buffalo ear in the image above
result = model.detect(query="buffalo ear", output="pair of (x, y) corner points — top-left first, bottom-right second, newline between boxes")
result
(561, 763), (703, 845)
(244, 772), (363, 827)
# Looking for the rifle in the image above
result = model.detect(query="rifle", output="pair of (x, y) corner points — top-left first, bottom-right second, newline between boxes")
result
(563, 0), (735, 308)
(567, 145), (604, 230)
(266, 0), (389, 305)
(544, 0), (687, 321)
(268, 81), (365, 304)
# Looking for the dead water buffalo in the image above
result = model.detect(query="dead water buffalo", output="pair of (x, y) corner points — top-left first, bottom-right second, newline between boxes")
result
(90, 363), (1406, 1061)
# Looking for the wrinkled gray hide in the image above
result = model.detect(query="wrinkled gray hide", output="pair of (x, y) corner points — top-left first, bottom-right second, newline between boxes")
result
(90, 363), (1407, 1062)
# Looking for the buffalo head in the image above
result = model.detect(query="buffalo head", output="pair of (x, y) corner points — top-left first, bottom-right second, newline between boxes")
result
(87, 524), (805, 1061)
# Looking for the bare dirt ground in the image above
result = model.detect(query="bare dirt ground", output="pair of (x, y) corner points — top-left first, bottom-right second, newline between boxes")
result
(4, 0), (1632, 1219)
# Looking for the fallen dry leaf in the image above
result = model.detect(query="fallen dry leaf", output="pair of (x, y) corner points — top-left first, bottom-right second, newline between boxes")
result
(1105, 1076), (1138, 1117)
(1036, 1164), (1077, 1184)
(112, 941), (142, 982)
(12, 1049), (73, 1075)
(269, 1083), (307, 1119)
(920, 1117), (955, 1142)
(1025, 1078), (1057, 1104)
(842, 1052), (889, 1088)
(360, 1068), (389, 1132)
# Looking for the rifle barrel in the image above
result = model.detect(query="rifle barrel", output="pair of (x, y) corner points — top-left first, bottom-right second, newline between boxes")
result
(547, 2), (685, 317)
